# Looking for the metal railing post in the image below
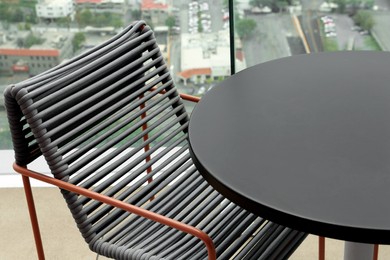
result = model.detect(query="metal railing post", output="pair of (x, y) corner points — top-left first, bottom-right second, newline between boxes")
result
(229, 0), (236, 75)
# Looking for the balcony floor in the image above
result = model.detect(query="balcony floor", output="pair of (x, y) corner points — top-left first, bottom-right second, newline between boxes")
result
(1, 186), (390, 259)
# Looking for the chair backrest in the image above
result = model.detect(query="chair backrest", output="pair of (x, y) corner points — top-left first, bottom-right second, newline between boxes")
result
(5, 21), (190, 243)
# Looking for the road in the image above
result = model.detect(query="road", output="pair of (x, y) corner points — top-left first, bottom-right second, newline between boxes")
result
(299, 0), (323, 53)
(242, 14), (297, 67)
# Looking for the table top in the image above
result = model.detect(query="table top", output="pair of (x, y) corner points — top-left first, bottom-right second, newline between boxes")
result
(188, 51), (390, 244)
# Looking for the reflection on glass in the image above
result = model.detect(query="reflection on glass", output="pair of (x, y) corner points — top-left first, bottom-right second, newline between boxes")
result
(233, 0), (387, 71)
(0, 0), (389, 148)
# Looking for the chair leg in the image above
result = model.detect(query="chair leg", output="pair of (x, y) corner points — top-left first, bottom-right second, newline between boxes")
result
(319, 236), (325, 260)
(373, 244), (378, 260)
(22, 175), (45, 260)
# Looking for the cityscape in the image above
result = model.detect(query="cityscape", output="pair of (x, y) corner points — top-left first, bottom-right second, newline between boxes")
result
(1, 0), (390, 149)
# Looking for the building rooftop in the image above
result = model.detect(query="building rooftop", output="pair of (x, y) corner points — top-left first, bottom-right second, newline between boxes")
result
(181, 31), (230, 72)
(141, 0), (168, 10)
(177, 68), (212, 79)
(0, 30), (72, 55)
(0, 49), (59, 57)
(37, 0), (72, 5)
(75, 0), (125, 3)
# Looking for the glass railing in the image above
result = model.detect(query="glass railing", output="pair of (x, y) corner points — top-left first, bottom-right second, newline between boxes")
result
(1, 0), (388, 149)
(231, 0), (388, 71)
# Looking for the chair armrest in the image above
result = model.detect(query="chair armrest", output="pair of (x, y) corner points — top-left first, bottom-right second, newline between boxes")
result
(150, 86), (200, 103)
(13, 163), (216, 260)
(180, 93), (200, 103)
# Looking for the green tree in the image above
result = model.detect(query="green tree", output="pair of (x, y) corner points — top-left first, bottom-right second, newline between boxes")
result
(250, 0), (273, 8)
(95, 14), (107, 27)
(250, 0), (289, 12)
(15, 34), (44, 48)
(353, 10), (375, 31)
(333, 0), (347, 13)
(17, 23), (24, 30)
(363, 0), (375, 9)
(131, 9), (142, 20)
(57, 16), (71, 28)
(0, 4), (10, 21)
(110, 15), (123, 28)
(9, 8), (24, 22)
(76, 9), (93, 27)
(25, 12), (37, 24)
(165, 16), (176, 34)
(235, 18), (257, 39)
(0, 3), (37, 23)
(25, 22), (31, 30)
(16, 37), (25, 48)
(72, 32), (86, 52)
(24, 33), (44, 48)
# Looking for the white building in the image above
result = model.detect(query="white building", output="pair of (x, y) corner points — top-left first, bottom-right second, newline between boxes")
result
(75, 0), (126, 14)
(141, 0), (170, 26)
(36, 0), (74, 19)
(178, 30), (246, 85)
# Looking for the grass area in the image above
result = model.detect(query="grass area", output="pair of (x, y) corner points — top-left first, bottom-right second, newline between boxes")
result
(362, 35), (382, 51)
(323, 37), (339, 51)
(318, 19), (339, 51)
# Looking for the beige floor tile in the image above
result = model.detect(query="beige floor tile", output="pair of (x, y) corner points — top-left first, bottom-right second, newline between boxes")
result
(2, 187), (389, 259)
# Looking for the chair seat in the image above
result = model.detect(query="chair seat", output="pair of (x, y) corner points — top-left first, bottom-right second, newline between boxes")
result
(88, 156), (306, 260)
(61, 144), (306, 259)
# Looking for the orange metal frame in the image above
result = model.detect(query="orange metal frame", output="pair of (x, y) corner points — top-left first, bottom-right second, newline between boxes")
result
(15, 94), (213, 260)
(14, 93), (333, 260)
(16, 163), (217, 260)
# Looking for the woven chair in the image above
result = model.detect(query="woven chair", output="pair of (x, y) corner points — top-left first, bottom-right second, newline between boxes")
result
(5, 21), (308, 260)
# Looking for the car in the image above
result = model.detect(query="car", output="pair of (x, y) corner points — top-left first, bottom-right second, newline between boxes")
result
(201, 13), (211, 19)
(324, 24), (336, 32)
(201, 2), (209, 11)
(324, 22), (335, 26)
(197, 86), (207, 95)
(223, 21), (229, 29)
(321, 16), (333, 22)
(351, 25), (361, 31)
(223, 12), (229, 21)
(325, 31), (337, 37)
(172, 26), (181, 34)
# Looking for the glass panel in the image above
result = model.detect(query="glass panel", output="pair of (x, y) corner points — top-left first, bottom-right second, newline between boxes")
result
(0, 0), (230, 148)
(232, 0), (388, 71)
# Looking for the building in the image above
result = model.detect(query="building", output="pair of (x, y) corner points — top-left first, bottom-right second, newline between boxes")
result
(178, 30), (246, 85)
(0, 31), (73, 76)
(36, 0), (74, 20)
(141, 0), (169, 26)
(75, 0), (126, 14)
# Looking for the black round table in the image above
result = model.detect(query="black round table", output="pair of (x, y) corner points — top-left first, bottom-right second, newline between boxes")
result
(188, 51), (390, 259)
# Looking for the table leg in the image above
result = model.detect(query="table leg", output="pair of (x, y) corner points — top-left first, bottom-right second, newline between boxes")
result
(344, 242), (374, 260)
